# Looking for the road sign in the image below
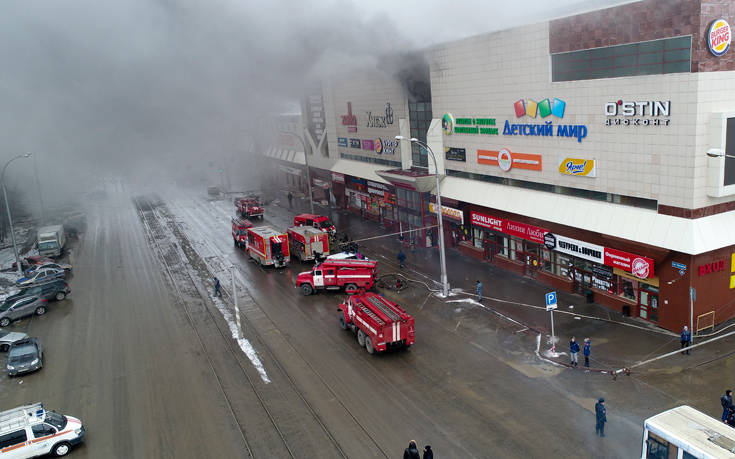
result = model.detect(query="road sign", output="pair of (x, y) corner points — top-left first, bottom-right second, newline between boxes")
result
(690, 287), (696, 301)
(545, 291), (557, 311)
(679, 269), (685, 276)
(672, 261), (687, 270)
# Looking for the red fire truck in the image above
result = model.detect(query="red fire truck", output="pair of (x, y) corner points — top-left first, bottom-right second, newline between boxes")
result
(296, 259), (377, 295)
(246, 226), (289, 267)
(236, 198), (264, 219)
(338, 290), (415, 354)
(232, 217), (253, 248)
(293, 214), (335, 235)
(288, 226), (330, 262)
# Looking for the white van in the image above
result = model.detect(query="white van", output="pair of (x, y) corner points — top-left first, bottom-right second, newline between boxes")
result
(0, 403), (84, 457)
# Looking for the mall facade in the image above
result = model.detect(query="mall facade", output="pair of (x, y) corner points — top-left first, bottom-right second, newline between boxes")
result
(258, 0), (735, 333)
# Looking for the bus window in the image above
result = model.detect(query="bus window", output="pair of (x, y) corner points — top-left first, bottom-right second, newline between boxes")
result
(646, 431), (673, 459)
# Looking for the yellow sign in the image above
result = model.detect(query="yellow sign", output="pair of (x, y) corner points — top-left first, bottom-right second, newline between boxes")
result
(558, 158), (596, 177)
(429, 202), (464, 224)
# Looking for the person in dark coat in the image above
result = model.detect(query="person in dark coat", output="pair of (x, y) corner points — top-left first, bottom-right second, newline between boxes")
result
(583, 338), (591, 368)
(570, 337), (580, 367)
(398, 249), (406, 269)
(403, 440), (420, 459)
(287, 191), (293, 208)
(423, 445), (433, 459)
(476, 280), (483, 302)
(213, 276), (222, 297)
(722, 390), (734, 423)
(680, 325), (691, 355)
(595, 398), (607, 437)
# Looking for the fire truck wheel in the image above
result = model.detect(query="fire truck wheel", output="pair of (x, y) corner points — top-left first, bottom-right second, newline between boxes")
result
(357, 329), (366, 347)
(365, 337), (374, 354)
(339, 314), (347, 330)
(345, 283), (357, 292)
(300, 283), (313, 296)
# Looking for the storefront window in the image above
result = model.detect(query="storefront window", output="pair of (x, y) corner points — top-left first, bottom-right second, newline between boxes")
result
(619, 278), (636, 301)
(556, 254), (572, 278)
(541, 249), (553, 272)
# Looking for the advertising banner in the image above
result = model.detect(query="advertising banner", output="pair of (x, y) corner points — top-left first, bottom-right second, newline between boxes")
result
(470, 211), (547, 244)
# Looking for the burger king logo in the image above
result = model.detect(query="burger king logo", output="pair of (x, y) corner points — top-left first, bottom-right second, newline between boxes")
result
(442, 113), (455, 135)
(374, 138), (383, 154)
(708, 19), (731, 57)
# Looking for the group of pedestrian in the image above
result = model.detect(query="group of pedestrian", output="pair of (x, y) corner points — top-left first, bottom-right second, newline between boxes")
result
(403, 440), (432, 459)
(569, 337), (592, 368)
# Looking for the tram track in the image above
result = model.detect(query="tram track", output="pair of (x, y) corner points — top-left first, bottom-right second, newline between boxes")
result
(135, 196), (371, 458)
(165, 196), (392, 458)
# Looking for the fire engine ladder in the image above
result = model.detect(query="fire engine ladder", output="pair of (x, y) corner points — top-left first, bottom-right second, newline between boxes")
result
(356, 301), (384, 326)
(364, 295), (401, 323)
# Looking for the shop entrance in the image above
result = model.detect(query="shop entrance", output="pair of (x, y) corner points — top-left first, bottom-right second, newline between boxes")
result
(639, 289), (659, 322)
(519, 245), (540, 277)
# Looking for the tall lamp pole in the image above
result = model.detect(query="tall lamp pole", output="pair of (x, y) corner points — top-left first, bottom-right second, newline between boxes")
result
(2, 154), (31, 275)
(281, 131), (314, 214)
(396, 136), (449, 297)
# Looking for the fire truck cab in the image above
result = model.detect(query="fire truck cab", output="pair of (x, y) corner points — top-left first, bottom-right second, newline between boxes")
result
(338, 290), (415, 354)
(232, 217), (253, 248)
(296, 259), (377, 295)
(237, 198), (264, 219)
(246, 226), (289, 268)
(293, 214), (335, 235)
(288, 226), (330, 262)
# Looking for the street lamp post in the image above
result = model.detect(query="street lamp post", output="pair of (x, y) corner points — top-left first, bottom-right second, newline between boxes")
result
(706, 148), (735, 159)
(2, 154), (31, 275)
(281, 131), (314, 214)
(396, 136), (449, 297)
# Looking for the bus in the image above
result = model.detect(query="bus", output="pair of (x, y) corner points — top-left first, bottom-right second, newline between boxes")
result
(642, 405), (735, 458)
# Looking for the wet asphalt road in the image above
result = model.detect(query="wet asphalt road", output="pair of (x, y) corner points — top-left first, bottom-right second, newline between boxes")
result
(0, 185), (698, 458)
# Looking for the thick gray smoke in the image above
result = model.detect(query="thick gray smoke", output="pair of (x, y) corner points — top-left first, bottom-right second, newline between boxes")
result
(0, 0), (629, 201)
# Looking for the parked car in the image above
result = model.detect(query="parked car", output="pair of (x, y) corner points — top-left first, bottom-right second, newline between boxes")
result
(16, 267), (65, 286)
(6, 337), (43, 376)
(11, 255), (53, 271)
(24, 261), (72, 275)
(0, 331), (28, 352)
(3, 279), (71, 305)
(0, 296), (49, 327)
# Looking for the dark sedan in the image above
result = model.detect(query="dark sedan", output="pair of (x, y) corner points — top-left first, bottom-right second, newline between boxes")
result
(6, 337), (43, 376)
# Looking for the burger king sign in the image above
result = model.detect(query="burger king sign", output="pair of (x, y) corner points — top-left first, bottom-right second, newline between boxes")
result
(708, 18), (731, 57)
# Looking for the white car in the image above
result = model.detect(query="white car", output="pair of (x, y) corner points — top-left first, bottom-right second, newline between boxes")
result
(16, 268), (65, 286)
(0, 403), (85, 457)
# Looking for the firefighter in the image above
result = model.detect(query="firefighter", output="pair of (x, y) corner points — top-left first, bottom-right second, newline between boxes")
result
(398, 249), (406, 269)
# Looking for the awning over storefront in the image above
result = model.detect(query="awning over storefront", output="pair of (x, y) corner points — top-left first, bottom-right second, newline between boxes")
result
(439, 176), (735, 255)
(330, 159), (390, 185)
(375, 167), (440, 192)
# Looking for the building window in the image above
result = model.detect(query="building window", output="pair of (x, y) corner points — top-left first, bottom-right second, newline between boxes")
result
(409, 102), (432, 168)
(339, 153), (401, 168)
(551, 36), (691, 82)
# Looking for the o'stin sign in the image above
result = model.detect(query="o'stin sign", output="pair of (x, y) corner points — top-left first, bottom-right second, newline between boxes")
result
(708, 19), (731, 57)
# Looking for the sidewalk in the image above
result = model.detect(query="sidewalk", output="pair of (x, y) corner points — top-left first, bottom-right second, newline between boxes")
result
(277, 192), (735, 377)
